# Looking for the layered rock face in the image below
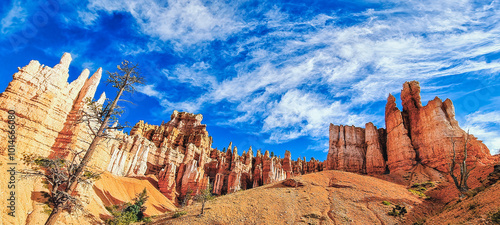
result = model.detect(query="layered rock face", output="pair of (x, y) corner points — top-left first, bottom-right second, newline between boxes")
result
(400, 81), (492, 172)
(326, 81), (493, 174)
(107, 113), (323, 203)
(0, 53), (114, 169)
(325, 123), (386, 174)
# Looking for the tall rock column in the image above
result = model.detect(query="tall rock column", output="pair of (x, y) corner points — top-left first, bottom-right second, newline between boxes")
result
(282, 150), (293, 179)
(385, 93), (417, 172)
(365, 122), (386, 174)
(400, 81), (492, 172)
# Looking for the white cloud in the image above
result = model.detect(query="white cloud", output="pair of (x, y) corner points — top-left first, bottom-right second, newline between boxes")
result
(160, 98), (202, 114)
(127, 0), (500, 145)
(464, 111), (500, 154)
(137, 84), (164, 99)
(88, 0), (243, 48)
(164, 62), (218, 89)
(77, 10), (98, 27)
(81, 62), (96, 72)
(0, 0), (27, 34)
(262, 89), (373, 143)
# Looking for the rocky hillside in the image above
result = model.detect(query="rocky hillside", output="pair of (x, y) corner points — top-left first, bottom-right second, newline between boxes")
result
(153, 170), (426, 225)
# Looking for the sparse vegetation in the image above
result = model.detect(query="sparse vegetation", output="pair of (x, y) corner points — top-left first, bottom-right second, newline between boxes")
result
(388, 204), (407, 217)
(468, 201), (479, 211)
(105, 188), (151, 225)
(490, 208), (500, 224)
(409, 188), (429, 199)
(413, 219), (426, 225)
(382, 201), (391, 205)
(467, 185), (487, 197)
(194, 184), (215, 216)
(180, 189), (193, 207)
(411, 181), (435, 188)
(42, 204), (53, 215)
(172, 211), (187, 218)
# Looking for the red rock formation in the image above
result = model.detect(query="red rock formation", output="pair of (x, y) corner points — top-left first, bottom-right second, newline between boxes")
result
(282, 150), (293, 179)
(400, 81), (492, 172)
(158, 163), (177, 202)
(365, 122), (386, 174)
(326, 123), (386, 174)
(385, 93), (417, 172)
(0, 53), (332, 208)
(327, 81), (492, 174)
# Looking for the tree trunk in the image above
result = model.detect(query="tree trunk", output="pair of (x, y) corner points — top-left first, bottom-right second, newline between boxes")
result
(67, 87), (125, 193)
(45, 206), (62, 225)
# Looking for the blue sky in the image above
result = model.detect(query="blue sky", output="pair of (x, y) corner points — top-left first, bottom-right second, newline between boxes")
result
(0, 0), (499, 160)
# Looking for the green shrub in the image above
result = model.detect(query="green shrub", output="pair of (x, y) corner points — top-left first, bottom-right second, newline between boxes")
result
(468, 202), (479, 211)
(105, 188), (150, 225)
(172, 211), (187, 218)
(409, 188), (430, 199)
(382, 201), (391, 205)
(388, 204), (407, 217)
(491, 209), (500, 224)
(42, 204), (52, 215)
(142, 217), (152, 223)
(413, 219), (426, 225)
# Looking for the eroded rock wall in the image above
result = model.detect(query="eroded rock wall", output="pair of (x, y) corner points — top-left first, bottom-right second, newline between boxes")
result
(0, 53), (114, 170)
(107, 111), (322, 204)
(326, 81), (493, 174)
(326, 123), (386, 174)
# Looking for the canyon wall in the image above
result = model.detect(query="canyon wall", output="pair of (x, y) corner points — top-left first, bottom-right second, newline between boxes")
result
(0, 53), (322, 209)
(111, 112), (323, 204)
(325, 122), (386, 174)
(326, 81), (493, 174)
(0, 53), (115, 170)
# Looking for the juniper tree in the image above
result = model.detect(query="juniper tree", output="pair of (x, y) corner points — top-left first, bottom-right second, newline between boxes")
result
(21, 60), (144, 225)
(194, 184), (215, 216)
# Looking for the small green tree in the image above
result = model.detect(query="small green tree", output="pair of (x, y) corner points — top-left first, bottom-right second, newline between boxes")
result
(194, 184), (215, 216)
(106, 188), (150, 225)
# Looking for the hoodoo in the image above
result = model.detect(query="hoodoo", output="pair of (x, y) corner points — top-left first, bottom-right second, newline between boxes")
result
(326, 81), (493, 174)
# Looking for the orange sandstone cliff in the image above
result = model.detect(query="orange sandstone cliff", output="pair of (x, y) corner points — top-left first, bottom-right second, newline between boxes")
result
(326, 81), (493, 175)
(0, 53), (322, 214)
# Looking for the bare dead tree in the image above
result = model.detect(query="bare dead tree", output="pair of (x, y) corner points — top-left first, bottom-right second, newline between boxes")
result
(449, 130), (476, 199)
(21, 60), (144, 225)
(20, 150), (100, 214)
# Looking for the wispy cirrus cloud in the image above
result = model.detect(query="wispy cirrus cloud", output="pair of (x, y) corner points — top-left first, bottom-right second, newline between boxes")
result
(163, 62), (218, 89)
(0, 0), (28, 35)
(95, 0), (500, 149)
(464, 110), (500, 154)
(133, 1), (500, 147)
(87, 0), (244, 49)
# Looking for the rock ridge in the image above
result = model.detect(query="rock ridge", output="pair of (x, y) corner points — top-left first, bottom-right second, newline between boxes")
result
(326, 81), (493, 174)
